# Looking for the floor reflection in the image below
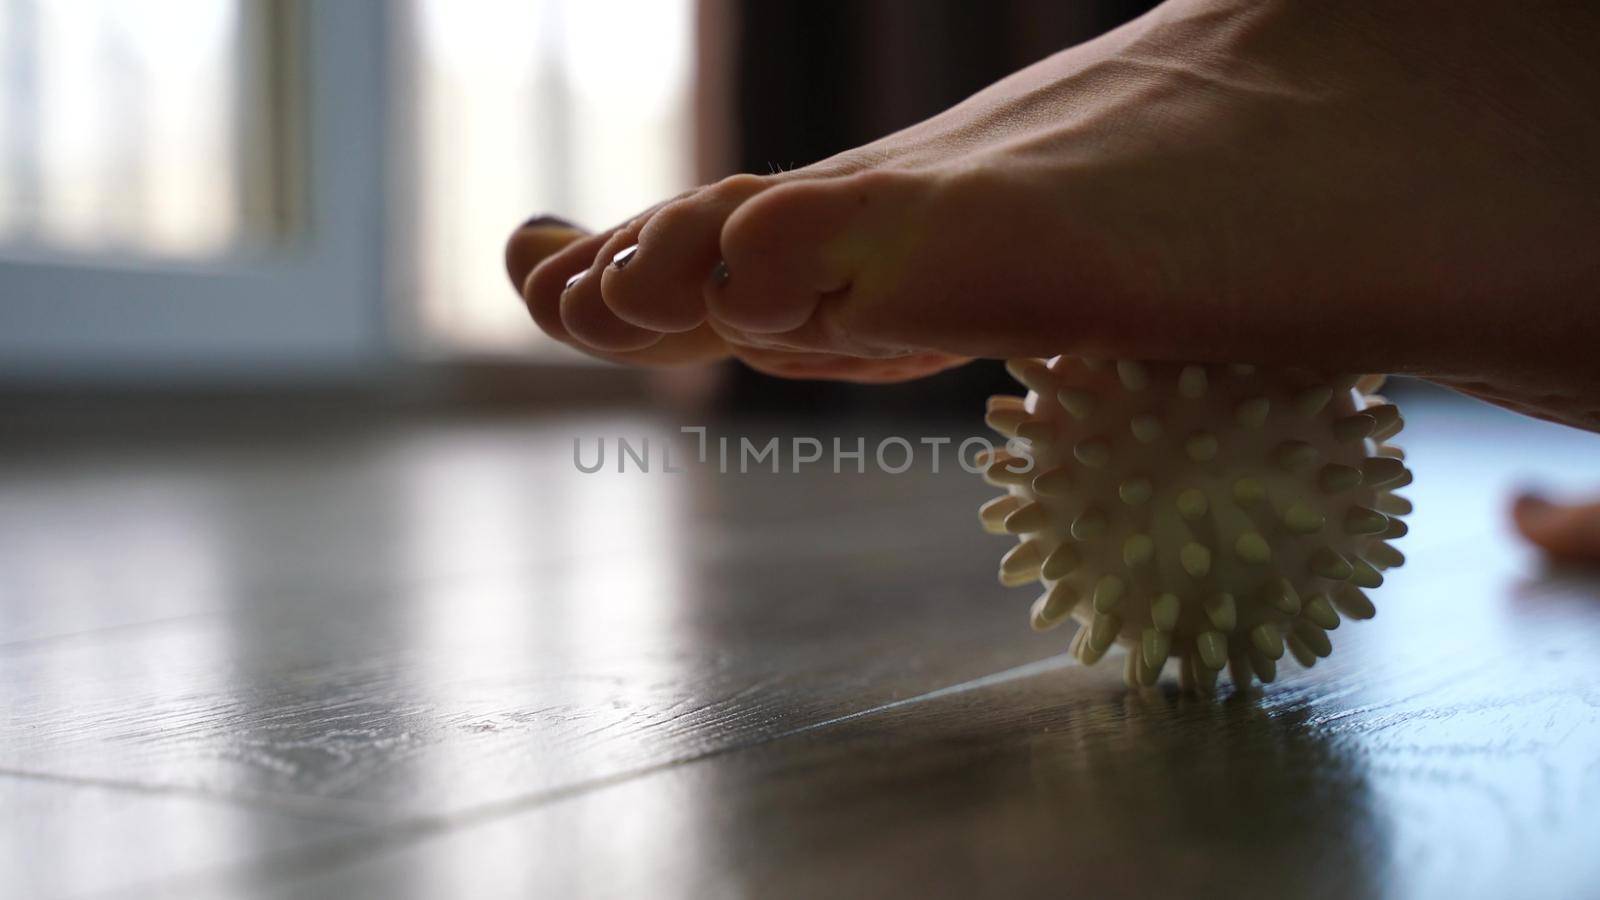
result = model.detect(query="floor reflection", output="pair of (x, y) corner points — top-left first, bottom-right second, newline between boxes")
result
(1027, 694), (1386, 896)
(387, 418), (715, 892)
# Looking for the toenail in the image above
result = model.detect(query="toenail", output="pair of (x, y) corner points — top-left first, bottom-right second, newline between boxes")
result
(610, 245), (638, 270)
(564, 271), (586, 291)
(709, 260), (730, 287)
(522, 214), (577, 231)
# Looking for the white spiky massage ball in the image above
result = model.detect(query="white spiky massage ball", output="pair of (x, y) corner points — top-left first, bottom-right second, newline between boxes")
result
(979, 357), (1411, 696)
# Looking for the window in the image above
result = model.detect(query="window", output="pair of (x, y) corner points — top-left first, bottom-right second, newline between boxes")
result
(404, 0), (697, 356)
(2, 1), (686, 377)
(0, 2), (384, 376)
(0, 0), (293, 260)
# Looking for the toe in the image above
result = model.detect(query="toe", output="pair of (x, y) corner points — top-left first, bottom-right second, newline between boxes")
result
(733, 347), (969, 383)
(1513, 493), (1600, 562)
(594, 323), (730, 368)
(710, 170), (929, 343)
(601, 174), (773, 333)
(559, 267), (662, 353)
(525, 229), (616, 344)
(526, 205), (679, 352)
(506, 215), (583, 294)
(559, 217), (673, 352)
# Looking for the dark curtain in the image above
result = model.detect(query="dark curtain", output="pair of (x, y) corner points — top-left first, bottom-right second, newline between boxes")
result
(718, 0), (1160, 416)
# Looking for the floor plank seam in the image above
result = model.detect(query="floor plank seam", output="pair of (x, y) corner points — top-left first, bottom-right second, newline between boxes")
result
(0, 766), (383, 827)
(124, 654), (1072, 897)
(0, 611), (225, 656)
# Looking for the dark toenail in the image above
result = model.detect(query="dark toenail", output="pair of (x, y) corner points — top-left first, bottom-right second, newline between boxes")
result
(710, 260), (730, 286)
(523, 214), (577, 231)
(610, 245), (638, 270)
(564, 271), (586, 291)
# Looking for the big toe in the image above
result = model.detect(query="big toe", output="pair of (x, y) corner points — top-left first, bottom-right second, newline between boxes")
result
(709, 170), (930, 342)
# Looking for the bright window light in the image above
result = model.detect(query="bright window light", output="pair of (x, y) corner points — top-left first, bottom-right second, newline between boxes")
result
(407, 0), (696, 357)
(0, 0), (257, 258)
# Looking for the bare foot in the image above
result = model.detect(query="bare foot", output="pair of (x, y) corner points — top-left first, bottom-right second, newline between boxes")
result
(1513, 494), (1600, 563)
(506, 0), (1600, 428)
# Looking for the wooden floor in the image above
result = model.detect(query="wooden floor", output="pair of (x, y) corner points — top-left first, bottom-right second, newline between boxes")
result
(4, 386), (1600, 899)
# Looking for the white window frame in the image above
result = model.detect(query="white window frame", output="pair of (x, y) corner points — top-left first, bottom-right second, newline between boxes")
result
(0, 1), (396, 384)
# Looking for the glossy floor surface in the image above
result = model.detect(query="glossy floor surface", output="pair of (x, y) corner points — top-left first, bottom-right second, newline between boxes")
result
(5, 386), (1600, 899)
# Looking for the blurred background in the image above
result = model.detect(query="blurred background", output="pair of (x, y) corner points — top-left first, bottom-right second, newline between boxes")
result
(0, 0), (1159, 413)
(3, 0), (1593, 598)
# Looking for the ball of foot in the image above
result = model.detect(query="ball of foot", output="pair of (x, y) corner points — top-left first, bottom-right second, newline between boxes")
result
(978, 357), (1410, 696)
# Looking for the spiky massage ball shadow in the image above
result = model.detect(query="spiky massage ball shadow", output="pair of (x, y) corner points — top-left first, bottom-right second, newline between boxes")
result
(979, 358), (1411, 696)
